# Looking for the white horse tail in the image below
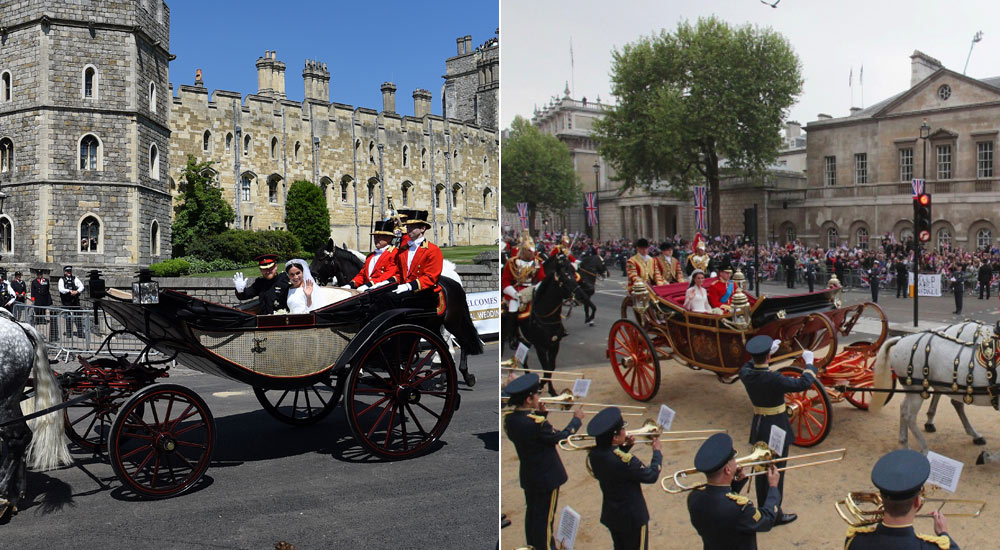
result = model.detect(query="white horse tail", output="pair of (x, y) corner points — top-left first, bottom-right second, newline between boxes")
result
(442, 259), (461, 286)
(22, 324), (72, 471)
(870, 335), (902, 414)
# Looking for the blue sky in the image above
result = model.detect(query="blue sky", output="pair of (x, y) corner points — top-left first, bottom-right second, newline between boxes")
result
(169, 0), (498, 117)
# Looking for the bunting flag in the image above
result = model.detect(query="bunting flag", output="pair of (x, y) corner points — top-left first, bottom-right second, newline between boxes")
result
(911, 178), (925, 196)
(584, 191), (598, 226)
(693, 185), (708, 233)
(517, 202), (529, 230)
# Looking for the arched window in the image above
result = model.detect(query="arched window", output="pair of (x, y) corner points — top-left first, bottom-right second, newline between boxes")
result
(149, 144), (159, 179)
(369, 141), (375, 164)
(79, 134), (100, 171)
(268, 176), (280, 203)
(243, 134), (251, 156)
(937, 228), (952, 251)
(402, 145), (409, 167)
(827, 227), (838, 249)
(150, 220), (160, 257)
(240, 175), (252, 202)
(785, 226), (796, 244)
(149, 81), (157, 114)
(900, 228), (914, 243)
(270, 137), (278, 160)
(421, 147), (427, 170)
(978, 228), (993, 249)
(1, 71), (11, 102)
(294, 141), (301, 162)
(483, 188), (493, 211)
(319, 177), (333, 203)
(83, 65), (98, 99)
(483, 154), (489, 175)
(0, 138), (12, 173)
(367, 178), (377, 205)
(341, 176), (352, 203)
(225, 132), (233, 151)
(203, 130), (211, 152)
(80, 215), (100, 252)
(0, 216), (11, 253)
(401, 181), (412, 206)
(856, 227), (869, 250)
(452, 183), (462, 208)
(435, 183), (445, 208)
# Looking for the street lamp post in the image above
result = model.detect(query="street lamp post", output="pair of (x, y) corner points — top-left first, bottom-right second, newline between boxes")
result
(915, 119), (930, 327)
(592, 161), (600, 242)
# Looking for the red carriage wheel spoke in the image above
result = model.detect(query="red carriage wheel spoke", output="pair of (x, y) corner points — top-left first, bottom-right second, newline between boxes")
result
(399, 402), (409, 450)
(401, 339), (419, 381)
(174, 440), (207, 450)
(118, 430), (154, 442)
(378, 348), (399, 384)
(403, 402), (429, 436)
(413, 401), (442, 420)
(121, 443), (154, 461)
(131, 447), (157, 476)
(410, 368), (447, 387)
(151, 455), (162, 489)
(357, 396), (391, 417)
(352, 388), (393, 395)
(164, 395), (175, 429)
(366, 402), (394, 439)
(384, 406), (398, 448)
(421, 391), (449, 397)
(173, 421), (206, 437)
(167, 403), (199, 432)
(149, 398), (162, 428)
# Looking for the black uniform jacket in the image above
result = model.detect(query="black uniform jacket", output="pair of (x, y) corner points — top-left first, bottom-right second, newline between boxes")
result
(30, 278), (52, 306)
(739, 360), (817, 444)
(589, 444), (663, 531)
(688, 480), (780, 550)
(844, 523), (959, 550)
(504, 410), (582, 491)
(10, 279), (26, 302)
(236, 272), (290, 315)
(979, 263), (992, 283)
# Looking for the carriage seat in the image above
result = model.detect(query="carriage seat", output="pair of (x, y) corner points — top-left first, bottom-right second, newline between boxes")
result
(650, 279), (757, 310)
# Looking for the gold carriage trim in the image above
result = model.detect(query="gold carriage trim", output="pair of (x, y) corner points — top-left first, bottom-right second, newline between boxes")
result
(752, 404), (787, 416)
(194, 328), (351, 378)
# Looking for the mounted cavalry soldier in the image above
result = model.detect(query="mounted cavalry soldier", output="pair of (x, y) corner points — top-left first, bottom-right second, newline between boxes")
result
(687, 234), (711, 275)
(739, 335), (818, 528)
(502, 232), (545, 348)
(344, 220), (399, 291)
(654, 241), (685, 284)
(844, 449), (959, 549)
(551, 234), (577, 263)
(626, 239), (664, 292)
(233, 254), (290, 315)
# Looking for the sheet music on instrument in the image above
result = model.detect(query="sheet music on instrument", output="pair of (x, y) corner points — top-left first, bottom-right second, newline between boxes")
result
(555, 505), (581, 550)
(768, 426), (786, 456)
(572, 378), (591, 398)
(657, 404), (675, 431)
(926, 451), (963, 493)
(514, 343), (530, 366)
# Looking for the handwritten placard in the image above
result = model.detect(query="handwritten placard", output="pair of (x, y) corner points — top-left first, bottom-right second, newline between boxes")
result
(515, 343), (530, 366)
(555, 505), (581, 550)
(657, 404), (676, 431)
(926, 451), (963, 493)
(768, 426), (786, 456)
(918, 273), (942, 297)
(572, 378), (591, 398)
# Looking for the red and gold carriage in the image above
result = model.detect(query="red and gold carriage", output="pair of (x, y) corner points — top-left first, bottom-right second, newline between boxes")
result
(607, 271), (889, 447)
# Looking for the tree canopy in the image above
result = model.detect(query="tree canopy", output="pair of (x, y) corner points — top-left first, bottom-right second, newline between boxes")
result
(285, 179), (330, 253)
(171, 156), (234, 257)
(501, 115), (581, 231)
(594, 16), (803, 235)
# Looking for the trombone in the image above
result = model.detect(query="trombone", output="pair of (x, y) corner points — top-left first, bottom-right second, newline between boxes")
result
(661, 442), (847, 493)
(835, 490), (985, 527)
(558, 419), (725, 451)
(501, 365), (583, 385)
(501, 390), (648, 416)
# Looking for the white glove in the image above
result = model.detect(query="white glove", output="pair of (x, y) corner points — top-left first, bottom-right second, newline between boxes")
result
(340, 284), (352, 289)
(357, 284), (370, 292)
(503, 286), (519, 299)
(371, 280), (391, 290)
(769, 339), (781, 355)
(508, 299), (519, 313)
(394, 283), (414, 294)
(801, 350), (814, 365)
(233, 272), (247, 293)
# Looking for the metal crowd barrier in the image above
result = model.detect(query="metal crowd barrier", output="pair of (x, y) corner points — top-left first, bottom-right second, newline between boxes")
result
(10, 302), (152, 362)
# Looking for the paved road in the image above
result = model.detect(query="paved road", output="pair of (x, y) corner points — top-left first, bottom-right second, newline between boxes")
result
(5, 346), (499, 550)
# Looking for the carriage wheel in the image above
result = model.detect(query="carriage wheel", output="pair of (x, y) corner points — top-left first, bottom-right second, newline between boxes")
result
(253, 378), (342, 426)
(844, 373), (898, 410)
(607, 319), (660, 402)
(109, 384), (215, 499)
(345, 324), (458, 459)
(777, 366), (832, 447)
(63, 358), (132, 452)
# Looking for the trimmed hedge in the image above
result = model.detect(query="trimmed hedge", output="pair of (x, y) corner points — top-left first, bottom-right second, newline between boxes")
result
(149, 259), (191, 277)
(186, 230), (303, 264)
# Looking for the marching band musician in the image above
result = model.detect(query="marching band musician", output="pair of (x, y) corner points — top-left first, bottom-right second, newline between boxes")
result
(504, 373), (585, 550)
(626, 238), (665, 292)
(844, 449), (959, 549)
(739, 335), (818, 527)
(654, 241), (685, 284)
(501, 232), (546, 349)
(687, 433), (782, 550)
(343, 220), (399, 291)
(587, 407), (662, 550)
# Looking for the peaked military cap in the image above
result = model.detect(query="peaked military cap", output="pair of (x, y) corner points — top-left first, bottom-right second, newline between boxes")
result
(255, 254), (278, 269)
(587, 407), (624, 438)
(504, 373), (540, 400)
(871, 449), (930, 500)
(694, 433), (737, 474)
(746, 335), (773, 357)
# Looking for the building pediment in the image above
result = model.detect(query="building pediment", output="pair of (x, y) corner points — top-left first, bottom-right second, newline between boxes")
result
(875, 69), (1000, 118)
(927, 128), (959, 141)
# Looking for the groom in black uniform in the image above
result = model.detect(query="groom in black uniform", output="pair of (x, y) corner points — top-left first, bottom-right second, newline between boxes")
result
(234, 254), (289, 314)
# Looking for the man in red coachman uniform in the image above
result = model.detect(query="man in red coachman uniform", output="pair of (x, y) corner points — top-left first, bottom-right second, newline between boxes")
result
(343, 220), (400, 291)
(389, 210), (443, 311)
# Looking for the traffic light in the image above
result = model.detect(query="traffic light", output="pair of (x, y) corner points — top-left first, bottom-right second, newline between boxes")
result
(914, 193), (932, 242)
(743, 208), (757, 238)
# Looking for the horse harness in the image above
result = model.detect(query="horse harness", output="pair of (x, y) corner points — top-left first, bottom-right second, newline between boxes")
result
(901, 321), (1000, 408)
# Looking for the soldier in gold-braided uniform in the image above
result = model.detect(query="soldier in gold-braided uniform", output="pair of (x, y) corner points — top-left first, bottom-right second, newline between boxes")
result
(626, 239), (664, 292)
(654, 241), (685, 284)
(502, 232), (546, 348)
(687, 235), (711, 275)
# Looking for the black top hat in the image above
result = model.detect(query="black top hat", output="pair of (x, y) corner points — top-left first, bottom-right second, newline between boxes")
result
(694, 433), (737, 474)
(871, 449), (930, 500)
(586, 407), (624, 438)
(397, 209), (415, 222)
(403, 210), (431, 229)
(661, 241), (674, 250)
(636, 238), (649, 248)
(372, 220), (395, 236)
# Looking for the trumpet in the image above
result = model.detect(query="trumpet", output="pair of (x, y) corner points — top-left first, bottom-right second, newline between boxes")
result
(661, 442), (847, 493)
(501, 365), (585, 384)
(835, 490), (985, 527)
(558, 419), (725, 451)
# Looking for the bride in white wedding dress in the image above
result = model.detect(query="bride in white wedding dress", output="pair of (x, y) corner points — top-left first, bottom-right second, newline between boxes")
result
(284, 259), (352, 313)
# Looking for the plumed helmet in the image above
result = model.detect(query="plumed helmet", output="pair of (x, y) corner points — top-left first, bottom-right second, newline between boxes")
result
(519, 231), (535, 250)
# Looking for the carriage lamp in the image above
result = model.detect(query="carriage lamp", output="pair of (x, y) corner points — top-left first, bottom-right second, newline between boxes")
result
(132, 268), (160, 305)
(631, 280), (650, 316)
(88, 269), (106, 300)
(730, 269), (752, 328)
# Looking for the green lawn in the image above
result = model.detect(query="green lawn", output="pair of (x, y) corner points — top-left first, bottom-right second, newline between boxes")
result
(187, 245), (495, 278)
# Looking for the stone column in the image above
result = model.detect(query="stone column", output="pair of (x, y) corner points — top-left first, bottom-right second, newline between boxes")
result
(650, 205), (660, 242)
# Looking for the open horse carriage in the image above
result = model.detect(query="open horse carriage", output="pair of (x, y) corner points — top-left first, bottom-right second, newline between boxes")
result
(15, 280), (470, 501)
(607, 271), (890, 447)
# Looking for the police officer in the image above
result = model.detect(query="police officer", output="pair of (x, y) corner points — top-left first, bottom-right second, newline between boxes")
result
(233, 254), (290, 314)
(844, 449), (960, 549)
(587, 407), (662, 550)
(58, 265), (85, 338)
(978, 259), (993, 300)
(503, 373), (584, 550)
(10, 271), (26, 320)
(895, 256), (909, 299)
(782, 251), (796, 289)
(688, 433), (781, 550)
(30, 268), (57, 340)
(804, 257), (817, 293)
(951, 266), (964, 315)
(739, 335), (818, 526)
(868, 260), (882, 303)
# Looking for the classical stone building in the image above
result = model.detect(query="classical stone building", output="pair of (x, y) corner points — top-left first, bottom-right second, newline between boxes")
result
(0, 0), (173, 273)
(0, 0), (498, 275)
(443, 32), (498, 131)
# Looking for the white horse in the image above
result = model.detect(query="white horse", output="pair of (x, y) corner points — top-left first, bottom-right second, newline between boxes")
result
(872, 321), (1000, 464)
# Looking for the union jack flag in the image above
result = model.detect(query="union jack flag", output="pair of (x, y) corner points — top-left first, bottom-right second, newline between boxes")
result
(517, 202), (529, 230)
(584, 192), (598, 226)
(911, 178), (924, 196)
(693, 186), (708, 233)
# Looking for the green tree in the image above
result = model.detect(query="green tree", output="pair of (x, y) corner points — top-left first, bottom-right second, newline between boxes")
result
(501, 115), (580, 230)
(285, 179), (329, 253)
(594, 16), (803, 236)
(171, 156), (235, 257)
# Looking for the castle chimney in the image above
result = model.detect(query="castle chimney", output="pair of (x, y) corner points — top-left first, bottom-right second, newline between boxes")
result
(303, 59), (331, 102)
(456, 36), (464, 55)
(464, 35), (472, 54)
(381, 81), (397, 114)
(817, 113), (833, 120)
(256, 52), (274, 97)
(271, 51), (286, 100)
(910, 50), (943, 88)
(785, 120), (801, 137)
(413, 89), (432, 118)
